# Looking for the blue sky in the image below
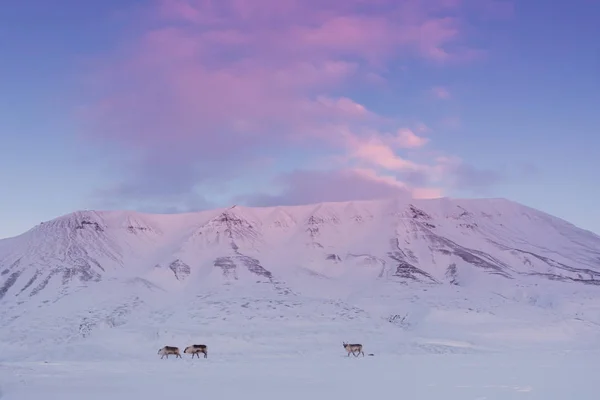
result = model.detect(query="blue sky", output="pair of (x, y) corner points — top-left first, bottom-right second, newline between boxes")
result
(1, 0), (599, 238)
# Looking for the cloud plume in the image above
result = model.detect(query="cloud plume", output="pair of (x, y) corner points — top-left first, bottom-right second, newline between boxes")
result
(78, 0), (512, 210)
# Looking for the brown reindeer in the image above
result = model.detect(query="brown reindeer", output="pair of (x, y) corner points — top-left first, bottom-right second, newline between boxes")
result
(158, 346), (182, 359)
(184, 344), (208, 359)
(342, 342), (365, 357)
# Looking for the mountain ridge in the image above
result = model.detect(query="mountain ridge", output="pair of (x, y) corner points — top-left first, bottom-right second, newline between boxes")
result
(3, 195), (598, 240)
(2, 195), (600, 357)
(2, 196), (599, 295)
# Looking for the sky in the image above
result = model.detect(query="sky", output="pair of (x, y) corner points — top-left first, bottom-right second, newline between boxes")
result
(1, 0), (599, 239)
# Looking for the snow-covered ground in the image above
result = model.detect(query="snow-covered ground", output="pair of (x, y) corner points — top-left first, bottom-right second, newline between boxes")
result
(2, 197), (600, 398)
(2, 349), (597, 399)
(2, 279), (600, 399)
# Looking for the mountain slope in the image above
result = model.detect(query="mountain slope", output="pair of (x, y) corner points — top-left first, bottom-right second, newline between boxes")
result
(1, 196), (600, 358)
(2, 196), (600, 302)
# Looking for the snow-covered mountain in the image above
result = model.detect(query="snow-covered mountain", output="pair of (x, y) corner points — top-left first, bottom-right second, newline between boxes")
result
(1, 196), (600, 360)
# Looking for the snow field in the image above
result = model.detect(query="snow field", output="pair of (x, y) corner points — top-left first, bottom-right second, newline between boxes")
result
(2, 197), (600, 398)
(1, 349), (598, 399)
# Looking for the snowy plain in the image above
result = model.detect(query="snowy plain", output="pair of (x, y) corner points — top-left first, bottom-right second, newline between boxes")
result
(2, 279), (600, 399)
(2, 197), (600, 398)
(2, 350), (598, 399)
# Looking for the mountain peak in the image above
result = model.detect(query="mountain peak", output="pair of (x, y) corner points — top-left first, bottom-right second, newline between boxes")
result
(2, 195), (600, 350)
(1, 196), (598, 295)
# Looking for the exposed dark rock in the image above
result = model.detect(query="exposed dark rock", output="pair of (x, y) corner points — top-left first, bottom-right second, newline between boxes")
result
(238, 255), (273, 279)
(425, 233), (513, 279)
(326, 254), (342, 262)
(75, 219), (104, 232)
(61, 258), (102, 285)
(388, 251), (438, 283)
(169, 259), (191, 281)
(306, 216), (323, 238)
(488, 240), (600, 282)
(307, 215), (325, 225)
(445, 263), (459, 285)
(2, 259), (22, 275)
(388, 313), (410, 328)
(210, 211), (260, 243)
(0, 271), (21, 300)
(459, 223), (478, 229)
(126, 225), (151, 233)
(216, 212), (249, 227)
(454, 206), (472, 219)
(407, 204), (432, 220)
(305, 213), (340, 239)
(214, 257), (238, 279)
(29, 272), (55, 297)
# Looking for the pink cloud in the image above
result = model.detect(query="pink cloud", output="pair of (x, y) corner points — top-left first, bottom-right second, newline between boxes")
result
(351, 141), (421, 171)
(393, 129), (429, 148)
(412, 187), (445, 199)
(431, 86), (451, 99)
(158, 0), (205, 23)
(429, 156), (505, 193)
(331, 127), (429, 172)
(240, 168), (440, 207)
(324, 127), (420, 172)
(78, 0), (508, 209)
(149, 0), (478, 65)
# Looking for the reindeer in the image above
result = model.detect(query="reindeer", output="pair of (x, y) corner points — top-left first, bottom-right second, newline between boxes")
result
(342, 342), (365, 357)
(158, 345), (182, 359)
(184, 344), (208, 359)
